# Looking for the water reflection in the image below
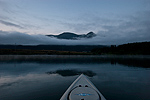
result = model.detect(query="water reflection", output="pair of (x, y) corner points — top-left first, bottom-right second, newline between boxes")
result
(46, 69), (96, 77)
(0, 81), (20, 88)
(0, 55), (150, 68)
(117, 59), (150, 68)
(0, 55), (150, 100)
(0, 73), (68, 100)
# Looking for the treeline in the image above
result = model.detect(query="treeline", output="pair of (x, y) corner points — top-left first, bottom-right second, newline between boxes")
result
(0, 45), (105, 52)
(0, 49), (92, 55)
(0, 42), (149, 55)
(91, 42), (150, 55)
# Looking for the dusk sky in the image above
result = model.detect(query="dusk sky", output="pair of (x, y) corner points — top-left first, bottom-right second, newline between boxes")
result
(0, 0), (150, 45)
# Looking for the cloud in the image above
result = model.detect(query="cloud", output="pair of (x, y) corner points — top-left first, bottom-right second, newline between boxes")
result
(59, 19), (150, 45)
(60, 8), (150, 44)
(0, 10), (150, 45)
(0, 30), (55, 45)
(0, 30), (78, 45)
(0, 30), (107, 45)
(61, 13), (127, 35)
(93, 11), (150, 44)
(0, 1), (6, 8)
(0, 21), (149, 45)
(0, 20), (23, 29)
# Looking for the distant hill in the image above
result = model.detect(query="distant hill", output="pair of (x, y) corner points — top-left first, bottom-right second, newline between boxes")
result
(46, 32), (96, 40)
(0, 45), (106, 52)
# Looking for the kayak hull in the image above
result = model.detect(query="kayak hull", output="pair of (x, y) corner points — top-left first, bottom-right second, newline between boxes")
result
(60, 74), (106, 100)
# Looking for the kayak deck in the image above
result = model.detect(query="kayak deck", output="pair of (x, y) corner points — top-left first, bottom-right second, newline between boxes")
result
(60, 74), (106, 100)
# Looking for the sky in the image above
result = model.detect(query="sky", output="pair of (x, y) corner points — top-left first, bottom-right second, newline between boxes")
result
(0, 0), (150, 45)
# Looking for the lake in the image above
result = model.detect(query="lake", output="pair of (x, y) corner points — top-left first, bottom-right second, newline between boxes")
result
(0, 55), (150, 100)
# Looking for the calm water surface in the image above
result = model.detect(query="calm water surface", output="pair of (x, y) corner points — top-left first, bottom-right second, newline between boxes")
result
(0, 55), (150, 100)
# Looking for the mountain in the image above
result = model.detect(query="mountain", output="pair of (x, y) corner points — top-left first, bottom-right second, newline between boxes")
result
(46, 32), (96, 40)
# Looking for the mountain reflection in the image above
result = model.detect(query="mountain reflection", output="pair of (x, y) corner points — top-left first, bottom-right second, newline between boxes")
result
(46, 69), (96, 77)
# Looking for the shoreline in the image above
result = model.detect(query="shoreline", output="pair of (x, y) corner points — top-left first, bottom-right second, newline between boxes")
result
(0, 55), (150, 61)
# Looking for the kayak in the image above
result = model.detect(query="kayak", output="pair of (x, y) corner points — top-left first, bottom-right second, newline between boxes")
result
(60, 74), (106, 100)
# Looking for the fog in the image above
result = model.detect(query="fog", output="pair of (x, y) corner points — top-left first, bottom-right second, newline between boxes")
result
(0, 29), (149, 45)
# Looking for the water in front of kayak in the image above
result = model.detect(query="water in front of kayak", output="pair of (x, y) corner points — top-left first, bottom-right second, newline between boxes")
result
(0, 55), (150, 100)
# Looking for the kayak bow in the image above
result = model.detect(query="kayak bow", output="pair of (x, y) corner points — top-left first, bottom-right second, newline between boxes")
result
(60, 74), (106, 100)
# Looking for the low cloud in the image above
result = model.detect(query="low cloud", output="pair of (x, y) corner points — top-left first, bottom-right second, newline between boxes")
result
(0, 28), (149, 45)
(0, 11), (150, 45)
(0, 30), (58, 45)
(0, 31), (105, 45)
(0, 30), (99, 45)
(0, 20), (23, 29)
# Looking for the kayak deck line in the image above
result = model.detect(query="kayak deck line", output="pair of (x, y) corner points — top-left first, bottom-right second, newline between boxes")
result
(60, 74), (106, 100)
